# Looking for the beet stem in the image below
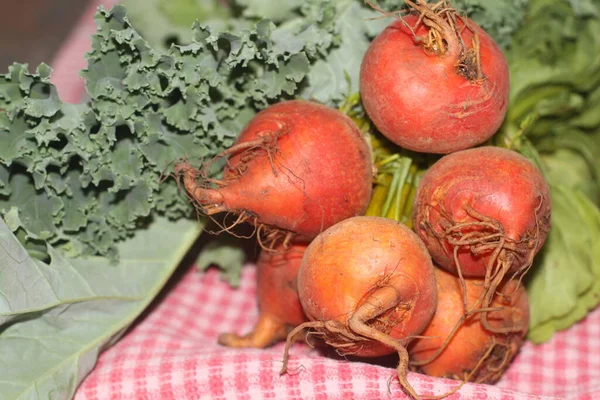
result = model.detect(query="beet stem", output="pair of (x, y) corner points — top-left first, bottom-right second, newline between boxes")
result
(406, 0), (460, 58)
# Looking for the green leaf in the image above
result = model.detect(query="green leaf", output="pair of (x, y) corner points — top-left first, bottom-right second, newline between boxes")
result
(3, 3), (351, 262)
(107, 182), (154, 225)
(196, 236), (247, 288)
(541, 148), (599, 204)
(162, 99), (196, 131)
(24, 82), (62, 118)
(0, 116), (36, 166)
(526, 185), (600, 343)
(109, 138), (145, 191)
(300, 0), (387, 104)
(122, 0), (234, 49)
(139, 115), (210, 171)
(0, 174), (63, 241)
(0, 165), (9, 196)
(452, 0), (531, 49)
(236, 0), (303, 21)
(158, 0), (231, 26)
(259, 53), (310, 98)
(0, 216), (203, 399)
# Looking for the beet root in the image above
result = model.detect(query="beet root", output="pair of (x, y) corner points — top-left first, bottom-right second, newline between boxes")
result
(360, 2), (509, 154)
(409, 268), (529, 385)
(414, 146), (550, 332)
(282, 216), (437, 399)
(175, 100), (373, 248)
(218, 243), (308, 348)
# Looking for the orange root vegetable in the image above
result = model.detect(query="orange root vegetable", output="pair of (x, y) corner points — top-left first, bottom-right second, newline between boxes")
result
(174, 100), (373, 248)
(409, 268), (529, 384)
(360, 2), (509, 154)
(282, 216), (437, 399)
(413, 146), (550, 331)
(219, 243), (308, 348)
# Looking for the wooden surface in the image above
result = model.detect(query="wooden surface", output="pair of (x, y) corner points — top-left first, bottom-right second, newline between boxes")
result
(0, 0), (92, 71)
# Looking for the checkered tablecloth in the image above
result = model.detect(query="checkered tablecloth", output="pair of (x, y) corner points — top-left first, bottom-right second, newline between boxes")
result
(70, 265), (600, 400)
(50, 2), (600, 399)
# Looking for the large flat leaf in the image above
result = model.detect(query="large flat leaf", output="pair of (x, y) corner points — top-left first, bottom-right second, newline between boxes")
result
(526, 186), (600, 343)
(0, 216), (203, 399)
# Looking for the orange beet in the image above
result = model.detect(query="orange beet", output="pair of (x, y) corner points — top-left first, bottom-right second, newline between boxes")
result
(256, 244), (307, 327)
(414, 146), (551, 278)
(413, 146), (549, 336)
(175, 100), (372, 246)
(409, 268), (529, 384)
(219, 243), (308, 348)
(360, 9), (509, 154)
(283, 216), (436, 398)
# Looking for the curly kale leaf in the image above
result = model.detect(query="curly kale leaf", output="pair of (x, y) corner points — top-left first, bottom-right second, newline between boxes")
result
(122, 0), (235, 49)
(0, 4), (334, 261)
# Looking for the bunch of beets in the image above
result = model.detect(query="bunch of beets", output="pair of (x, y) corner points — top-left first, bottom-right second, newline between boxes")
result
(175, 1), (551, 398)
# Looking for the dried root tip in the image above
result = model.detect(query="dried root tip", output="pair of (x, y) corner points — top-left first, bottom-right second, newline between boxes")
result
(172, 164), (301, 248)
(282, 319), (420, 398)
(171, 127), (298, 245)
(173, 160), (225, 210)
(218, 313), (288, 349)
(402, 0), (461, 58)
(348, 296), (420, 399)
(172, 132), (281, 211)
(478, 260), (526, 335)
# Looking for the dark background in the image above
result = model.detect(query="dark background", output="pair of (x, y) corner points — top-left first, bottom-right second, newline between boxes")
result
(0, 0), (92, 71)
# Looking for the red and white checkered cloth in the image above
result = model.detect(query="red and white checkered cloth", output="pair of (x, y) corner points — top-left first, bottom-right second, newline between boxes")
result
(70, 265), (600, 400)
(50, 2), (600, 399)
